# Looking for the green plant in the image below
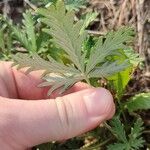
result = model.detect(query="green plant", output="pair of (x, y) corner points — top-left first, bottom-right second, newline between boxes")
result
(13, 1), (134, 95)
(0, 1), (150, 149)
(107, 118), (145, 150)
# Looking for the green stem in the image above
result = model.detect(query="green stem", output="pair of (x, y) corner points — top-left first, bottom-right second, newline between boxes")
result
(85, 77), (91, 85)
(117, 98), (127, 123)
(104, 122), (118, 139)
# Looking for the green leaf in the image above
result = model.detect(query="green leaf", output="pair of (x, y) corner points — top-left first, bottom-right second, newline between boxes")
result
(107, 143), (127, 150)
(12, 53), (79, 75)
(38, 1), (86, 72)
(108, 118), (145, 150)
(39, 74), (84, 95)
(0, 28), (5, 50)
(65, 0), (87, 11)
(11, 25), (30, 51)
(128, 118), (145, 150)
(89, 61), (128, 78)
(80, 12), (98, 34)
(108, 48), (140, 99)
(13, 1), (134, 96)
(12, 53), (81, 95)
(86, 27), (134, 74)
(23, 11), (37, 52)
(124, 48), (142, 67)
(110, 117), (127, 143)
(10, 11), (37, 53)
(125, 93), (150, 112)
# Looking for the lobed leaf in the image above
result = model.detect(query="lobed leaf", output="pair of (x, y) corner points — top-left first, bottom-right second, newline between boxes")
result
(110, 117), (127, 143)
(86, 27), (134, 74)
(13, 1), (134, 95)
(37, 1), (86, 72)
(12, 53), (79, 75)
(125, 93), (150, 112)
(89, 61), (128, 78)
(108, 118), (145, 150)
(23, 11), (37, 52)
(40, 74), (84, 95)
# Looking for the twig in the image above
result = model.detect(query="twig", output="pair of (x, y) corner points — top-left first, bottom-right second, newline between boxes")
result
(24, 0), (37, 10)
(136, 0), (145, 56)
(87, 30), (106, 36)
(118, 0), (128, 26)
(3, 0), (10, 18)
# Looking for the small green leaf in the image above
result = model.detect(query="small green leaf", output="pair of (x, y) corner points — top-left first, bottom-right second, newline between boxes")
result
(107, 143), (127, 150)
(65, 0), (87, 11)
(108, 48), (140, 99)
(23, 11), (37, 52)
(128, 118), (145, 150)
(110, 117), (128, 143)
(108, 118), (145, 150)
(38, 1), (87, 72)
(86, 27), (134, 74)
(80, 12), (98, 34)
(125, 93), (150, 112)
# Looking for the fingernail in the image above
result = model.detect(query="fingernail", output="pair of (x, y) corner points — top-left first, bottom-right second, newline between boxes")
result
(83, 88), (115, 119)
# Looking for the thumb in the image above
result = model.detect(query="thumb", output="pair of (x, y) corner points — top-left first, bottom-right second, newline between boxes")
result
(1, 88), (115, 148)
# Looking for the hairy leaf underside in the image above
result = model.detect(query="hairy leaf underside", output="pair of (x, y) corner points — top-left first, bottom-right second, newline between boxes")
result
(12, 1), (134, 96)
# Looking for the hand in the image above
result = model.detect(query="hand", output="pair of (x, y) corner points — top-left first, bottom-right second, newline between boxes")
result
(0, 61), (115, 150)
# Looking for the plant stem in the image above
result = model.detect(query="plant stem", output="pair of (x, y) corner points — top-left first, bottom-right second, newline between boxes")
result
(24, 0), (37, 10)
(85, 77), (91, 85)
(104, 122), (118, 139)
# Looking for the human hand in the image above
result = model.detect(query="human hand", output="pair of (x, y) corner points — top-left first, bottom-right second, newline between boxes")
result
(0, 61), (115, 150)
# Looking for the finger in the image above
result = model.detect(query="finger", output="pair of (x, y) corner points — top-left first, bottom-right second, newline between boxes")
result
(1, 61), (89, 99)
(0, 88), (115, 149)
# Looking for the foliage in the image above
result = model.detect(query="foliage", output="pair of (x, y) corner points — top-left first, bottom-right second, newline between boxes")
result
(0, 0), (149, 149)
(125, 93), (150, 112)
(8, 11), (37, 53)
(0, 19), (12, 60)
(12, 1), (134, 95)
(107, 118), (145, 150)
(108, 48), (141, 99)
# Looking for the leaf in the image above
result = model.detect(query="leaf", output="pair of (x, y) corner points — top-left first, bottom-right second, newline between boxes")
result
(124, 48), (142, 67)
(108, 118), (145, 150)
(12, 53), (79, 75)
(86, 27), (134, 74)
(107, 143), (127, 150)
(108, 48), (141, 99)
(10, 11), (37, 53)
(13, 1), (134, 96)
(37, 1), (87, 72)
(128, 118), (145, 150)
(129, 118), (144, 139)
(107, 48), (140, 99)
(125, 93), (150, 112)
(80, 12), (98, 34)
(0, 28), (5, 50)
(23, 11), (37, 52)
(110, 117), (127, 143)
(11, 25), (30, 51)
(89, 61), (128, 78)
(65, 0), (87, 11)
(40, 74), (84, 95)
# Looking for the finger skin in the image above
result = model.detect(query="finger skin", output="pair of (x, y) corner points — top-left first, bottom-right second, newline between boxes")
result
(0, 88), (115, 149)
